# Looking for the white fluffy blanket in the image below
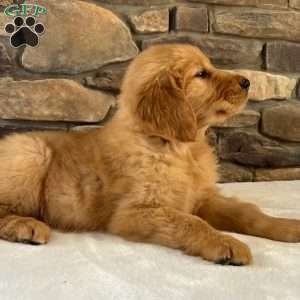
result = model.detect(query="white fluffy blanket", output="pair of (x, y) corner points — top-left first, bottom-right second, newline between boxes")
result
(0, 181), (299, 300)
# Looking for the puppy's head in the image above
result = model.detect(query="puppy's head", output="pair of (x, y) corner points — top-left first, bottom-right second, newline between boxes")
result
(121, 44), (249, 142)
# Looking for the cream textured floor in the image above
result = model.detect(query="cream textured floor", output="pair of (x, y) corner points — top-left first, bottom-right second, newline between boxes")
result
(0, 181), (300, 300)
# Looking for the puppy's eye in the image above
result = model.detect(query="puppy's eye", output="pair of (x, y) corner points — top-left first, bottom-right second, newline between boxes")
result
(195, 70), (209, 79)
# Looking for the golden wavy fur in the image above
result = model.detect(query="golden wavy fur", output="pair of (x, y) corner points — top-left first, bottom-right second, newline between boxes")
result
(0, 44), (299, 265)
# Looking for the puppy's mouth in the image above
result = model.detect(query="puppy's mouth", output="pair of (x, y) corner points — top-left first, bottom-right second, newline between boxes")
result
(216, 109), (228, 116)
(215, 94), (248, 118)
(225, 91), (248, 108)
(224, 90), (248, 105)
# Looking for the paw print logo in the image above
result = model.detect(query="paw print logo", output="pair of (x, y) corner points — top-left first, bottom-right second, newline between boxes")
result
(5, 16), (45, 48)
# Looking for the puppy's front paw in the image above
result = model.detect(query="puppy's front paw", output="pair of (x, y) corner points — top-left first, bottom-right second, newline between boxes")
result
(201, 234), (252, 266)
(0, 216), (51, 245)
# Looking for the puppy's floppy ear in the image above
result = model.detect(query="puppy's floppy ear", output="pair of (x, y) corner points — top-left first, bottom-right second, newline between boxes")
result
(136, 70), (197, 142)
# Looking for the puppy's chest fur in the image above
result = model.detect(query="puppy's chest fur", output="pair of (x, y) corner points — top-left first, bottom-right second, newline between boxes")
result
(114, 138), (218, 213)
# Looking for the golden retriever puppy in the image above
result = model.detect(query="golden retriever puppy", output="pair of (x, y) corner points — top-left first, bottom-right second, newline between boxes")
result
(0, 44), (299, 266)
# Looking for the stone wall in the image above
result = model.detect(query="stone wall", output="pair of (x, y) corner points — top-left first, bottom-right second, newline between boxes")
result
(0, 0), (300, 182)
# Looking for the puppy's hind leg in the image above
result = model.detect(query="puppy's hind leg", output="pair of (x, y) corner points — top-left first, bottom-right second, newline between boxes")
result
(0, 134), (52, 245)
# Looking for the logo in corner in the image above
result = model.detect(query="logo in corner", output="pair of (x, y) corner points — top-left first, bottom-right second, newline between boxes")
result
(3, 3), (47, 48)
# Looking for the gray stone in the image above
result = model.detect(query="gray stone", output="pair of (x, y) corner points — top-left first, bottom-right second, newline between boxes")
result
(175, 6), (208, 33)
(255, 168), (300, 181)
(213, 8), (300, 42)
(217, 109), (260, 127)
(219, 130), (300, 167)
(0, 119), (68, 138)
(266, 42), (300, 73)
(129, 9), (169, 34)
(262, 103), (300, 142)
(206, 128), (218, 148)
(142, 34), (262, 67)
(84, 64), (127, 93)
(21, 0), (138, 74)
(0, 78), (115, 122)
(290, 0), (300, 9)
(189, 0), (287, 8)
(0, 43), (11, 75)
(218, 162), (253, 183)
(231, 70), (296, 101)
(246, 100), (283, 112)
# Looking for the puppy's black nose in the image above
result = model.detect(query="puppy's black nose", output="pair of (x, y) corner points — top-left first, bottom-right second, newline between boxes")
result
(239, 78), (250, 90)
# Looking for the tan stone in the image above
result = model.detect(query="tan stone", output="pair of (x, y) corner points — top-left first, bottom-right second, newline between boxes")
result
(0, 0), (14, 7)
(129, 9), (169, 33)
(290, 0), (300, 9)
(0, 43), (11, 75)
(72, 125), (103, 132)
(190, 0), (287, 8)
(0, 14), (10, 37)
(84, 63), (128, 93)
(218, 109), (260, 127)
(21, 0), (138, 74)
(0, 78), (115, 122)
(213, 8), (300, 42)
(231, 70), (296, 101)
(100, 0), (175, 3)
(255, 168), (300, 181)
